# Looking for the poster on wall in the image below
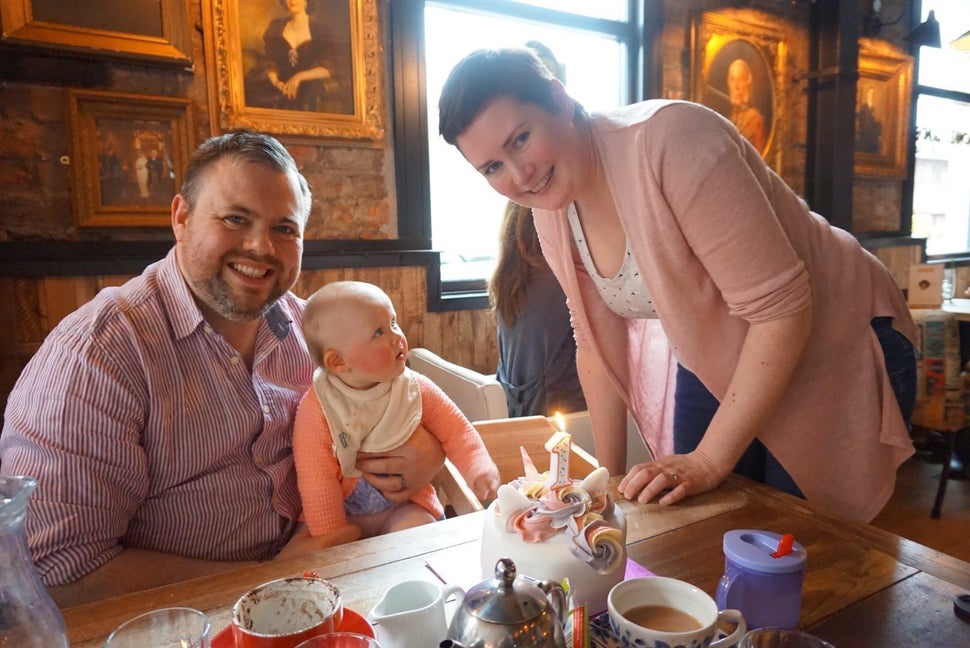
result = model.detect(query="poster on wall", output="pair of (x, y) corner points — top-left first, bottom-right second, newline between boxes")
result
(689, 11), (787, 173)
(203, 0), (384, 142)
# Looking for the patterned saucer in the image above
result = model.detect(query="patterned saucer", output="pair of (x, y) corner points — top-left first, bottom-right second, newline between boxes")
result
(588, 612), (734, 648)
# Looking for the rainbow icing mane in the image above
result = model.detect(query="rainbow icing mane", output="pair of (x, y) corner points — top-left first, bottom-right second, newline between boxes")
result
(494, 445), (625, 575)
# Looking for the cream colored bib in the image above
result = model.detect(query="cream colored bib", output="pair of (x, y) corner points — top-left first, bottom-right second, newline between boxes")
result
(312, 367), (422, 477)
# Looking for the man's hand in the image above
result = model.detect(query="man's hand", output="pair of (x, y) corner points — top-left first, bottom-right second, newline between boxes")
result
(275, 523), (361, 561)
(356, 424), (445, 502)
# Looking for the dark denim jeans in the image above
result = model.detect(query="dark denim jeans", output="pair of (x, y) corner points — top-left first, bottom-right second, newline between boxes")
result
(673, 317), (917, 498)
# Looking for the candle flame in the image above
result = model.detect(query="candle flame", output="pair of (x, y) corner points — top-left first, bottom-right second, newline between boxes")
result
(554, 411), (566, 433)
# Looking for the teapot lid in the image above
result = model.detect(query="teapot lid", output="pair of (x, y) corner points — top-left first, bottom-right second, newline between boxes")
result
(459, 558), (551, 624)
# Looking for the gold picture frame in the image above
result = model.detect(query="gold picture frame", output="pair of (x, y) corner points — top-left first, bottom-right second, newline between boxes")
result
(0, 0), (191, 64)
(854, 39), (913, 178)
(203, 0), (383, 142)
(68, 90), (194, 228)
(689, 11), (787, 172)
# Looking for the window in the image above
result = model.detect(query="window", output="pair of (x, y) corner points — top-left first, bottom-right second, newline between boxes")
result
(391, 0), (646, 309)
(910, 1), (970, 258)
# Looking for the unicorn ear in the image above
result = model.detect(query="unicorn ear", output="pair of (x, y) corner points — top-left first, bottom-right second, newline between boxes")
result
(496, 484), (531, 516)
(580, 466), (610, 493)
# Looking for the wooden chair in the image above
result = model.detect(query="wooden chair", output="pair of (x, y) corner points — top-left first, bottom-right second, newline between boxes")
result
(909, 309), (968, 518)
(434, 416), (599, 516)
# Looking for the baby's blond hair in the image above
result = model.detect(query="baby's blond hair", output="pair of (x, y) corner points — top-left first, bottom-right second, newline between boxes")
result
(303, 281), (392, 367)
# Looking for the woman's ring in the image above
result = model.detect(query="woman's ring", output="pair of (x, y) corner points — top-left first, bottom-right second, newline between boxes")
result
(669, 471), (679, 486)
(397, 475), (407, 491)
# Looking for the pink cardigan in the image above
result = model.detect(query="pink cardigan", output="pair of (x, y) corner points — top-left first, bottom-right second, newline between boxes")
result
(293, 372), (493, 536)
(534, 100), (918, 522)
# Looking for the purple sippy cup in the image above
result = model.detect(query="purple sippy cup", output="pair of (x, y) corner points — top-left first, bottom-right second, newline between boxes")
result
(715, 529), (806, 630)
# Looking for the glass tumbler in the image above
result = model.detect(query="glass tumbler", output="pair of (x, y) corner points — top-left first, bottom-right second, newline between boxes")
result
(104, 607), (211, 648)
(295, 632), (381, 647)
(739, 627), (835, 648)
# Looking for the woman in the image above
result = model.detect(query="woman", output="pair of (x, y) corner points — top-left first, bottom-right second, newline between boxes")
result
(438, 48), (917, 522)
(490, 201), (587, 417)
(489, 40), (586, 419)
(245, 0), (352, 114)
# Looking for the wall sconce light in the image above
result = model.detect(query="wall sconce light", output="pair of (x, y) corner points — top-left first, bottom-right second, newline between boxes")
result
(865, 0), (902, 37)
(904, 9), (941, 48)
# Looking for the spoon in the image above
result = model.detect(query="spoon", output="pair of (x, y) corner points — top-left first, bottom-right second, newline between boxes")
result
(954, 593), (970, 623)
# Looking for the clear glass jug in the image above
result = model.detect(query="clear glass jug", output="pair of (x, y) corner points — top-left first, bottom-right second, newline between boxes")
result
(0, 475), (69, 647)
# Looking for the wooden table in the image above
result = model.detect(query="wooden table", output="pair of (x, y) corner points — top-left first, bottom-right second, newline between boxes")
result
(62, 422), (970, 647)
(943, 298), (970, 322)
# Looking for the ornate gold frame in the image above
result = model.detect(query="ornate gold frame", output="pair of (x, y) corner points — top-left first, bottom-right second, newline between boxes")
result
(689, 11), (787, 173)
(68, 90), (194, 228)
(854, 39), (913, 178)
(0, 0), (191, 64)
(203, 0), (383, 142)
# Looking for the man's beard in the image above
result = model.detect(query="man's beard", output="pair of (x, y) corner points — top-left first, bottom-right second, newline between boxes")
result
(197, 273), (285, 322)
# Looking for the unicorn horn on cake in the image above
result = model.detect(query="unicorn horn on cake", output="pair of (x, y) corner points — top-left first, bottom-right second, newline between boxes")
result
(520, 446), (541, 480)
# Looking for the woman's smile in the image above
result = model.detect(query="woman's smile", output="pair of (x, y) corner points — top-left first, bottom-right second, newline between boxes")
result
(528, 167), (554, 194)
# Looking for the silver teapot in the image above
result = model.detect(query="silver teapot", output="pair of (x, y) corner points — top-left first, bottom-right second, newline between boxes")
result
(440, 558), (566, 648)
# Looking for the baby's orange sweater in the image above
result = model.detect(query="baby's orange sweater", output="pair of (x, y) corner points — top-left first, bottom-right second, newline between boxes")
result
(293, 371), (494, 536)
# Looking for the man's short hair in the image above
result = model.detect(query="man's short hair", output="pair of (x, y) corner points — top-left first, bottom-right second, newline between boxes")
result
(180, 130), (312, 222)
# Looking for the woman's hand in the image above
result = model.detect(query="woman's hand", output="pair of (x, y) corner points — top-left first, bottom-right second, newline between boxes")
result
(280, 77), (302, 100)
(356, 424), (445, 502)
(618, 450), (726, 506)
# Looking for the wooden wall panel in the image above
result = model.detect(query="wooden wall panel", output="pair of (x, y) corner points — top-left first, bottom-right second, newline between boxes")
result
(1, 266), (498, 414)
(869, 244), (923, 290)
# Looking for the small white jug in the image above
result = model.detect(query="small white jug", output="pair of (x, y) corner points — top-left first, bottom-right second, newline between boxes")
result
(368, 579), (464, 648)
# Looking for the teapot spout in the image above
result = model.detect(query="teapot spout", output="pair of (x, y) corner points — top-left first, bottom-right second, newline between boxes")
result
(439, 641), (468, 648)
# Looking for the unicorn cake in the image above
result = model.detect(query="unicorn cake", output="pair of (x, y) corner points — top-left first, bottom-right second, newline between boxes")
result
(480, 430), (627, 615)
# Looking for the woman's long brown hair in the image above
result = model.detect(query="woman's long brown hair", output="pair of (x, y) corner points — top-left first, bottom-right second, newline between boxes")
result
(488, 202), (549, 326)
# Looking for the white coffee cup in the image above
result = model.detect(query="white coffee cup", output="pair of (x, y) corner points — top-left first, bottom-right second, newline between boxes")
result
(608, 577), (746, 648)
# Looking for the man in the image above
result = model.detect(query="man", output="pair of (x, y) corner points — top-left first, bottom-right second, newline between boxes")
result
(726, 58), (767, 154)
(0, 132), (444, 607)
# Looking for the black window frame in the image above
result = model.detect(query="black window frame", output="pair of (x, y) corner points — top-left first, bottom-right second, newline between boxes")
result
(389, 0), (653, 311)
(904, 0), (970, 262)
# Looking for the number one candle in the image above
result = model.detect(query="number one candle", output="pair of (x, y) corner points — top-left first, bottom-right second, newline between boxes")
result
(545, 412), (572, 487)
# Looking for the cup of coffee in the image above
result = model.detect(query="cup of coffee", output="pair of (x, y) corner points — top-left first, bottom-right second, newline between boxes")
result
(232, 576), (343, 648)
(608, 577), (746, 648)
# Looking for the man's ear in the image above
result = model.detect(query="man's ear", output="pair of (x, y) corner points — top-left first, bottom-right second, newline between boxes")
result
(171, 194), (189, 242)
(323, 349), (348, 373)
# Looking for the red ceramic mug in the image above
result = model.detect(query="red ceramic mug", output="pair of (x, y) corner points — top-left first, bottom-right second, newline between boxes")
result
(232, 576), (344, 648)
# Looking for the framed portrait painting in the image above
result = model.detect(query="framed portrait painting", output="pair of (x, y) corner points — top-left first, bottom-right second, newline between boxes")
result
(854, 39), (913, 178)
(68, 90), (194, 228)
(689, 12), (787, 172)
(0, 0), (191, 64)
(203, 0), (383, 142)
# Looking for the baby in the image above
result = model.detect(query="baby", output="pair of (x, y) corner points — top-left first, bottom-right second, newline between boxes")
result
(293, 280), (500, 540)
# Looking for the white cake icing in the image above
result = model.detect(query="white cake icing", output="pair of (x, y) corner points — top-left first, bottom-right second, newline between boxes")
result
(480, 463), (627, 616)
